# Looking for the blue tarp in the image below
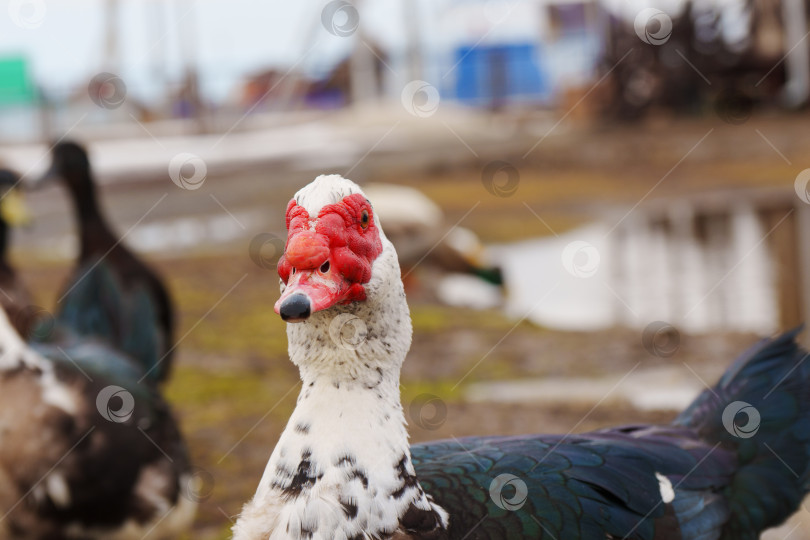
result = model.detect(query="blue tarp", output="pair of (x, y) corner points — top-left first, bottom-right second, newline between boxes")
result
(453, 43), (550, 106)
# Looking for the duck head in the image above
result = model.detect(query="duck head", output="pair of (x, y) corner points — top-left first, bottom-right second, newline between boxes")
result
(33, 141), (93, 195)
(274, 175), (393, 322)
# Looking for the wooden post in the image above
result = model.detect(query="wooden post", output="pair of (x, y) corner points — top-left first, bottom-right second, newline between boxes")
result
(761, 206), (802, 331)
(796, 200), (810, 347)
(102, 0), (120, 71)
(781, 0), (810, 106)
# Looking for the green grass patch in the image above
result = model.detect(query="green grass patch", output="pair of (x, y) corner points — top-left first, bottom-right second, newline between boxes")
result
(410, 303), (536, 334)
(401, 378), (464, 404)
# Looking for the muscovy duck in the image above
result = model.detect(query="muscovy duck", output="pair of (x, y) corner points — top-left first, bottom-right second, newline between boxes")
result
(0, 170), (194, 538)
(36, 141), (175, 384)
(0, 304), (196, 539)
(233, 174), (810, 540)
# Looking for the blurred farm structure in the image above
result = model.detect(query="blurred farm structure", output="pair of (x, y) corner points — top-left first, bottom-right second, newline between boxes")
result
(603, 0), (810, 119)
(2, 0), (810, 143)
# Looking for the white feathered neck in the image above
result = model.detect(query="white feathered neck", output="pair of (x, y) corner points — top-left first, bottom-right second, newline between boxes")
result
(233, 176), (448, 540)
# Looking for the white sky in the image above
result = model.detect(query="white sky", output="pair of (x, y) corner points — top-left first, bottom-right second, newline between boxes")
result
(0, 0), (423, 101)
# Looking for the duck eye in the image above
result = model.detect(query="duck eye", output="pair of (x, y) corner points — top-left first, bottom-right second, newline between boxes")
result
(320, 261), (330, 273)
(360, 209), (369, 229)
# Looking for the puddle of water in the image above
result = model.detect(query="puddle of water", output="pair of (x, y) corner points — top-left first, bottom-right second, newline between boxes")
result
(465, 366), (706, 412)
(490, 223), (614, 331)
(492, 213), (778, 333)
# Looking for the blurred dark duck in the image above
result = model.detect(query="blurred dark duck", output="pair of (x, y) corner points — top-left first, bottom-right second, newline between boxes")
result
(361, 183), (503, 309)
(37, 141), (175, 384)
(363, 183), (503, 283)
(0, 171), (196, 539)
(0, 169), (34, 332)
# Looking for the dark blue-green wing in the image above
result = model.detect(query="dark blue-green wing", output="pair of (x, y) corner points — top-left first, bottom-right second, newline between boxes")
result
(413, 426), (735, 540)
(54, 258), (166, 383)
(674, 327), (810, 538)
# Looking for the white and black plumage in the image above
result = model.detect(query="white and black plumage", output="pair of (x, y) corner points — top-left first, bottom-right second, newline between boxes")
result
(0, 305), (196, 539)
(234, 174), (810, 540)
(233, 175), (446, 539)
(0, 169), (195, 539)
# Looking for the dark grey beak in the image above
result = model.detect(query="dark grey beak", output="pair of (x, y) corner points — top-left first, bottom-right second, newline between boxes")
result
(279, 293), (311, 322)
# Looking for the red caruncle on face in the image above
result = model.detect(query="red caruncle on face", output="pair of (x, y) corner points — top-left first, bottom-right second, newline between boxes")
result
(274, 193), (383, 321)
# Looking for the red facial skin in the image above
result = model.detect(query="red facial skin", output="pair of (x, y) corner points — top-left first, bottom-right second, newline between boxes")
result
(273, 194), (383, 318)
